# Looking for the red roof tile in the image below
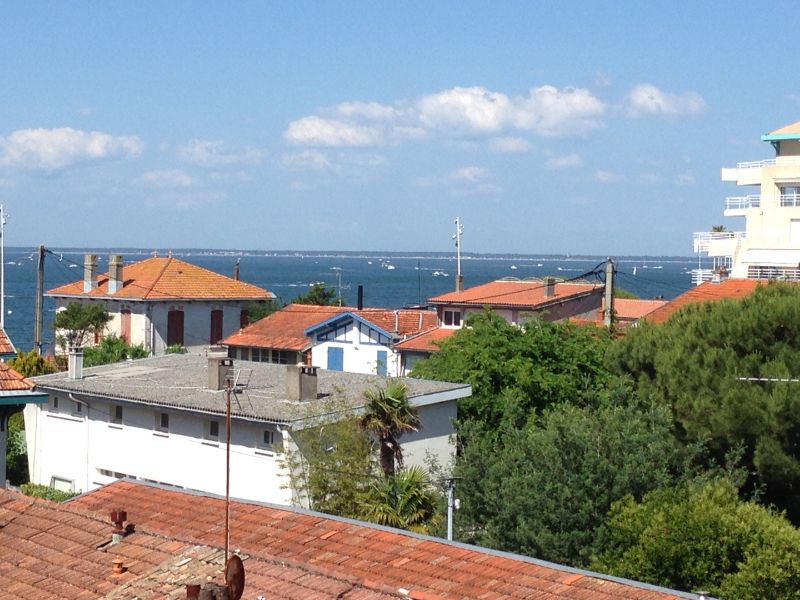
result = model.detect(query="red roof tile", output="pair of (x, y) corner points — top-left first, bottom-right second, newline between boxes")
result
(69, 480), (690, 599)
(46, 256), (272, 301)
(0, 327), (15, 354)
(224, 304), (438, 351)
(429, 279), (602, 309)
(646, 279), (764, 324)
(0, 362), (35, 391)
(395, 327), (457, 352)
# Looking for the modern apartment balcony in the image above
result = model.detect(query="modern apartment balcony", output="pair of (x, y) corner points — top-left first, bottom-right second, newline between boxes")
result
(724, 195), (760, 216)
(779, 193), (800, 207)
(690, 269), (714, 285)
(693, 231), (746, 254)
(722, 157), (800, 185)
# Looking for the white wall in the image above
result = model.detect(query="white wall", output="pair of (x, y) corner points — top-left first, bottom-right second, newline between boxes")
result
(310, 321), (399, 376)
(400, 400), (456, 472)
(24, 394), (292, 504)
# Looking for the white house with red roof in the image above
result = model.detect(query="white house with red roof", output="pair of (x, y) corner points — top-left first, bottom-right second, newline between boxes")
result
(47, 254), (273, 355)
(224, 303), (438, 376)
(0, 363), (47, 485)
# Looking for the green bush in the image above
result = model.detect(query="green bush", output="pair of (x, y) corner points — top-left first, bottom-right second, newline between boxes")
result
(20, 482), (78, 502)
(165, 344), (185, 354)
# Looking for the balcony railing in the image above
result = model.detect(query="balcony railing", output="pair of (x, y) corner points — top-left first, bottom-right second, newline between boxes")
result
(780, 193), (800, 207)
(725, 195), (760, 210)
(693, 231), (746, 253)
(748, 266), (800, 281)
(691, 269), (714, 285)
(735, 159), (775, 169)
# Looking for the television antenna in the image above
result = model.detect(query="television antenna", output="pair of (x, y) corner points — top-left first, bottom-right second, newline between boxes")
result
(453, 217), (464, 292)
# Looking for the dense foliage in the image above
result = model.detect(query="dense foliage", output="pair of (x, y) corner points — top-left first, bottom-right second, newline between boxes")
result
(607, 283), (800, 520)
(293, 283), (339, 306)
(20, 482), (78, 502)
(360, 465), (443, 534)
(244, 298), (284, 324)
(52, 302), (110, 349)
(360, 380), (420, 476)
(5, 412), (27, 485)
(83, 335), (148, 367)
(594, 479), (800, 599)
(8, 349), (56, 377)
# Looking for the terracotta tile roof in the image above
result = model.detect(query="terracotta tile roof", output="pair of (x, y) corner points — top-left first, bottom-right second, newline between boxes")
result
(68, 480), (693, 600)
(46, 256), (272, 301)
(224, 304), (439, 351)
(646, 279), (763, 324)
(0, 362), (35, 391)
(0, 327), (15, 354)
(225, 304), (349, 350)
(613, 298), (668, 320)
(395, 327), (457, 352)
(769, 120), (800, 136)
(0, 487), (401, 599)
(429, 279), (602, 309)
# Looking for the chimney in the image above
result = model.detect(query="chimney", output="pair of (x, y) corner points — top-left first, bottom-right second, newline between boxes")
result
(357, 285), (364, 310)
(208, 357), (233, 391)
(234, 259), (240, 281)
(186, 584), (201, 599)
(286, 364), (318, 401)
(712, 265), (729, 284)
(112, 558), (125, 575)
(544, 277), (556, 298)
(83, 254), (98, 293)
(108, 255), (124, 294)
(68, 347), (84, 380)
(110, 508), (127, 544)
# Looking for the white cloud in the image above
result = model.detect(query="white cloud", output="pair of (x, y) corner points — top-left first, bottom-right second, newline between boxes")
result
(0, 127), (142, 169)
(594, 170), (623, 183)
(627, 84), (707, 117)
(284, 116), (383, 147)
(450, 166), (488, 183)
(545, 153), (582, 169)
(178, 139), (262, 166)
(144, 190), (225, 209)
(137, 169), (195, 188)
(489, 136), (530, 153)
(282, 150), (331, 170)
(284, 84), (605, 147)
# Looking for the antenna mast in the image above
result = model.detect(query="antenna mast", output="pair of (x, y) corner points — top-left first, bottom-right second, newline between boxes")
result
(453, 217), (464, 292)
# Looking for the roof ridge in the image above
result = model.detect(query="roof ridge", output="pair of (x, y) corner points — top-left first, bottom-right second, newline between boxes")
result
(144, 255), (174, 299)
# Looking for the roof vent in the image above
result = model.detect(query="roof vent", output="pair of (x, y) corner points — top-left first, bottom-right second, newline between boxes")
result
(287, 364), (318, 401)
(108, 255), (124, 294)
(544, 277), (556, 298)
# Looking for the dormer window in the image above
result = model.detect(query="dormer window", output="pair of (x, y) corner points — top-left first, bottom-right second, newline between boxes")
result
(443, 310), (462, 328)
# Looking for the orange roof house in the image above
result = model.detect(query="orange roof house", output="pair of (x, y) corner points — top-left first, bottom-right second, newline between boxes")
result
(31, 478), (698, 600)
(224, 303), (437, 376)
(0, 362), (47, 484)
(645, 279), (763, 324)
(47, 253), (273, 355)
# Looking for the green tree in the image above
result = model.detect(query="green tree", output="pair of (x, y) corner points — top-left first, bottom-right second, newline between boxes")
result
(413, 309), (612, 431)
(294, 283), (339, 306)
(360, 466), (443, 534)
(594, 479), (800, 598)
(456, 394), (681, 566)
(52, 302), (110, 349)
(8, 349), (56, 377)
(243, 298), (284, 325)
(83, 335), (149, 367)
(360, 380), (420, 477)
(607, 283), (800, 520)
(6, 412), (28, 485)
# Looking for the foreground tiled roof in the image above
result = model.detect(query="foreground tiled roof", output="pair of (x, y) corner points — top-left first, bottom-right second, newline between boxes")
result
(68, 480), (695, 599)
(0, 487), (400, 599)
(395, 327), (457, 352)
(46, 256), (272, 301)
(646, 279), (763, 324)
(429, 279), (602, 308)
(225, 304), (439, 351)
(0, 362), (35, 392)
(0, 326), (15, 355)
(613, 298), (668, 320)
(32, 353), (470, 423)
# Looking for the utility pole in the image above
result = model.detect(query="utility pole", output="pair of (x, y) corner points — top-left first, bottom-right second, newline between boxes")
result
(604, 258), (615, 329)
(34, 244), (45, 353)
(453, 217), (464, 292)
(443, 476), (461, 541)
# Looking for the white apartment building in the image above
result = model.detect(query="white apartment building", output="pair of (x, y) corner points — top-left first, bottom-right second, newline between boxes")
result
(694, 120), (800, 283)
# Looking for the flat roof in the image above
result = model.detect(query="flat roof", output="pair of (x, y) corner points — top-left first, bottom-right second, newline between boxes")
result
(32, 353), (471, 424)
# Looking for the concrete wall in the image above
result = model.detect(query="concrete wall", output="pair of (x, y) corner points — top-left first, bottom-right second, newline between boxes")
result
(24, 394), (293, 504)
(400, 400), (456, 472)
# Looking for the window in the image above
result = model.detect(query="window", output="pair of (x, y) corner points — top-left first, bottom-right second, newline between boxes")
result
(111, 405), (123, 425)
(167, 309), (185, 347)
(273, 350), (290, 365)
(443, 310), (461, 327)
(51, 396), (59, 412)
(376, 350), (388, 376)
(210, 309), (223, 344)
(327, 347), (343, 371)
(156, 412), (169, 433)
(50, 476), (74, 493)
(207, 419), (220, 441)
(240, 309), (249, 329)
(120, 309), (132, 343)
(72, 400), (83, 416)
(258, 429), (276, 450)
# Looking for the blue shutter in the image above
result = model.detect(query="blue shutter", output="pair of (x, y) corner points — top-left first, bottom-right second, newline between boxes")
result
(376, 350), (387, 375)
(328, 347), (344, 371)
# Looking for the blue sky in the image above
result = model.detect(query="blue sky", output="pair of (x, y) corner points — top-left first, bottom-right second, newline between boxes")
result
(1, 1), (798, 255)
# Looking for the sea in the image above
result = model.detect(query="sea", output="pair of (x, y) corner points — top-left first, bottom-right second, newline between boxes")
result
(2, 247), (700, 353)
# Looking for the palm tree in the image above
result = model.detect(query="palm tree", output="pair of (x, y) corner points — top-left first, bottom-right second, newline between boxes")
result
(360, 380), (421, 477)
(360, 466), (443, 534)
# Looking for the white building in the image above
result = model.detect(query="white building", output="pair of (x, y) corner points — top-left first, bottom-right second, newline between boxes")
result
(47, 254), (273, 355)
(24, 353), (470, 505)
(694, 120), (800, 283)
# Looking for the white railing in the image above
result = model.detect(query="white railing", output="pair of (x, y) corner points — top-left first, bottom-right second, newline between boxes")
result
(780, 194), (800, 207)
(735, 159), (775, 169)
(693, 231), (746, 253)
(725, 195), (760, 210)
(691, 269), (714, 285)
(748, 266), (800, 281)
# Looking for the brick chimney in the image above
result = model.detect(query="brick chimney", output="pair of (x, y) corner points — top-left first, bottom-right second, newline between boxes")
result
(83, 254), (98, 293)
(108, 255), (124, 294)
(286, 365), (318, 401)
(544, 277), (556, 298)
